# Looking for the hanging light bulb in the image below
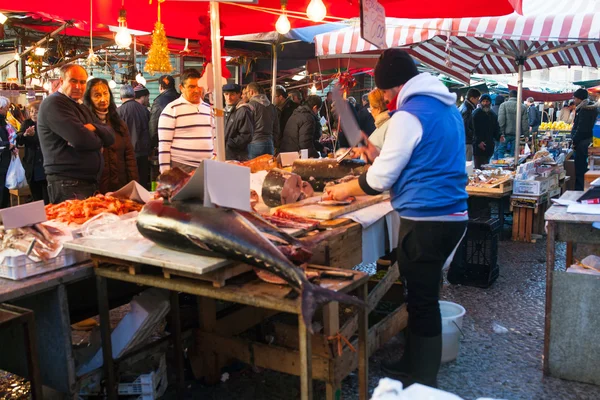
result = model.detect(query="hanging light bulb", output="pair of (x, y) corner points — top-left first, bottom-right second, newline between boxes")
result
(13, 51), (20, 61)
(306, 0), (327, 22)
(310, 82), (317, 95)
(109, 79), (117, 89)
(43, 81), (51, 91)
(136, 73), (146, 86)
(34, 47), (46, 56)
(115, 5), (132, 49)
(0, 13), (8, 25)
(275, 8), (291, 35)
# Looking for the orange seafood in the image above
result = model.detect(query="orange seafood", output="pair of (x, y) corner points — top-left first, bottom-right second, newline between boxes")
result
(45, 194), (143, 225)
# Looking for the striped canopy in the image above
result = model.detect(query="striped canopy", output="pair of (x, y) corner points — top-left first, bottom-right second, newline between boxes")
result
(313, 0), (600, 84)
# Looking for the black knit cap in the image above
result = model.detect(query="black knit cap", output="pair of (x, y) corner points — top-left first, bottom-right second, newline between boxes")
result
(374, 49), (419, 89)
(574, 88), (588, 100)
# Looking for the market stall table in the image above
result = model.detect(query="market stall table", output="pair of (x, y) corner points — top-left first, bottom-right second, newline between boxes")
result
(544, 191), (600, 380)
(466, 185), (512, 238)
(65, 237), (371, 400)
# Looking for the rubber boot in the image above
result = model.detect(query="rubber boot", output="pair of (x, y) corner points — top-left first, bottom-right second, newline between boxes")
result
(381, 330), (412, 382)
(408, 333), (442, 388)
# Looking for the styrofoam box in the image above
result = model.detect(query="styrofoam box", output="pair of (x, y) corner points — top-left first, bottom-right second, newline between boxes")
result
(549, 174), (560, 189)
(513, 177), (551, 196)
(118, 354), (168, 399)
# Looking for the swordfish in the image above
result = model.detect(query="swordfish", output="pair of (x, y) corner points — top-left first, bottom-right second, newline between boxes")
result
(136, 200), (364, 331)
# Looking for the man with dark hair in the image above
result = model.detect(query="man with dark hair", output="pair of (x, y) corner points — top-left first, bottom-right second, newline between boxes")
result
(274, 85), (300, 150)
(472, 94), (501, 169)
(357, 93), (376, 136)
(492, 94), (504, 115)
(289, 90), (302, 105)
(223, 83), (253, 161)
(280, 95), (325, 158)
(571, 88), (599, 190)
(246, 82), (279, 158)
(118, 84), (151, 189)
(323, 49), (467, 388)
(37, 64), (115, 203)
(459, 88), (480, 161)
(158, 69), (213, 173)
(134, 84), (150, 108)
(149, 75), (179, 147)
(526, 97), (541, 136)
(496, 89), (528, 159)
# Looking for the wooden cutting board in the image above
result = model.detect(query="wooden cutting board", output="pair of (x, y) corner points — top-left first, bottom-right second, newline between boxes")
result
(271, 194), (389, 220)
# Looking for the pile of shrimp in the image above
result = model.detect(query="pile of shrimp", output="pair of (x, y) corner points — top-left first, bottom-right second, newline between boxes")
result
(45, 194), (143, 225)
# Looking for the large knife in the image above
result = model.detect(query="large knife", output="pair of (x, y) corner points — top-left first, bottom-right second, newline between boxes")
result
(331, 86), (363, 162)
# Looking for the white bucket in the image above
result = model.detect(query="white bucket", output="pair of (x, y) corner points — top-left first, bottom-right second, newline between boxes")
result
(440, 300), (466, 363)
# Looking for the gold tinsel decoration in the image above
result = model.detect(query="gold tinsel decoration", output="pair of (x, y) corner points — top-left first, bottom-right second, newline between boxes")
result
(144, 21), (173, 75)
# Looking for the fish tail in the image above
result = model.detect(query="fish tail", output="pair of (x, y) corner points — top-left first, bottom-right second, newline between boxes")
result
(301, 284), (365, 334)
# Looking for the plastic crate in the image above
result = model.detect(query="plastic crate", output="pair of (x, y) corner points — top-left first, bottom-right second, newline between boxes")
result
(117, 355), (168, 399)
(448, 218), (500, 288)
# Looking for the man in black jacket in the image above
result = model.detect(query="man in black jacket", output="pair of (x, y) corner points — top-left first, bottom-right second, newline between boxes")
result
(472, 94), (502, 169)
(118, 84), (151, 189)
(223, 83), (254, 161)
(274, 85), (299, 151)
(572, 88), (599, 190)
(149, 75), (179, 148)
(458, 88), (480, 161)
(246, 82), (279, 159)
(37, 64), (115, 203)
(280, 95), (324, 158)
(357, 94), (376, 136)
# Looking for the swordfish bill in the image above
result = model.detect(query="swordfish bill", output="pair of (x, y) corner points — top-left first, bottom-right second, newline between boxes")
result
(136, 201), (365, 331)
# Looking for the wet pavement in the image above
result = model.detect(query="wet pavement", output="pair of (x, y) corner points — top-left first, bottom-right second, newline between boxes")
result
(3, 238), (600, 399)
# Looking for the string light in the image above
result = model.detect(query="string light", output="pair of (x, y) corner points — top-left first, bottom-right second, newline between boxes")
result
(34, 47), (46, 56)
(310, 82), (317, 95)
(136, 73), (146, 85)
(85, 0), (99, 66)
(306, 0), (326, 22)
(275, 8), (291, 35)
(115, 0), (132, 49)
(13, 50), (19, 61)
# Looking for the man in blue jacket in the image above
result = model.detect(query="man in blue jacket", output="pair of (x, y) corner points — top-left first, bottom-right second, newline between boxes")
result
(324, 49), (468, 388)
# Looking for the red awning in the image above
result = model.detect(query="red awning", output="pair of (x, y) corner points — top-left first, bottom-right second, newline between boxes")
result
(506, 85), (575, 102)
(1, 0), (521, 38)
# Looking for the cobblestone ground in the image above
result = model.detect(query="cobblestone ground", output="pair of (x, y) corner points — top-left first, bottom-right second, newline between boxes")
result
(166, 239), (600, 400)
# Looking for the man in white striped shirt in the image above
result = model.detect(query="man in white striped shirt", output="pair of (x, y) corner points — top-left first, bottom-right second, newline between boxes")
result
(158, 68), (214, 173)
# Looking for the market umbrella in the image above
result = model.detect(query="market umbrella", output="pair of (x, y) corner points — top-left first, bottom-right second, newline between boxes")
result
(313, 0), (600, 160)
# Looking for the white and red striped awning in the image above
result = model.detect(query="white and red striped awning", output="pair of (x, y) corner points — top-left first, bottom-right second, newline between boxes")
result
(314, 0), (600, 84)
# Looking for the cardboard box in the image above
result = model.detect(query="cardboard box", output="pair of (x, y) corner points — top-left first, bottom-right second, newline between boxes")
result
(513, 177), (551, 196)
(549, 174), (560, 190)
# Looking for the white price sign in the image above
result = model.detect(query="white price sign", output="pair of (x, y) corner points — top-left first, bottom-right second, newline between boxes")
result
(360, 0), (387, 49)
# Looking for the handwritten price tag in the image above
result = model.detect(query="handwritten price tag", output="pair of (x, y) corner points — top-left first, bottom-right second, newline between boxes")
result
(360, 0), (387, 49)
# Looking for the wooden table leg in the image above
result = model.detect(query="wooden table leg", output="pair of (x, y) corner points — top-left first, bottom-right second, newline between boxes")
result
(96, 275), (117, 400)
(566, 241), (573, 267)
(196, 297), (220, 384)
(544, 221), (556, 376)
(169, 291), (185, 396)
(323, 302), (340, 400)
(358, 283), (369, 400)
(23, 313), (43, 400)
(298, 314), (313, 400)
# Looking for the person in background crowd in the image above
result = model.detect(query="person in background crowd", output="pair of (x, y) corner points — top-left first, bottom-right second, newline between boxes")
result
(149, 75), (179, 148)
(459, 88), (480, 162)
(84, 78), (138, 194)
(496, 90), (528, 160)
(289, 90), (303, 105)
(526, 97), (541, 135)
(320, 91), (334, 127)
(37, 65), (115, 203)
(134, 84), (151, 108)
(492, 94), (504, 115)
(17, 101), (48, 204)
(0, 97), (17, 208)
(223, 83), (254, 161)
(274, 85), (300, 150)
(558, 100), (575, 124)
(357, 93), (377, 136)
(158, 69), (214, 173)
(366, 88), (391, 151)
(324, 49), (468, 388)
(348, 96), (359, 113)
(246, 82), (278, 159)
(280, 95), (325, 158)
(118, 84), (151, 189)
(571, 88), (599, 191)
(7, 104), (25, 131)
(241, 86), (250, 104)
(472, 94), (502, 169)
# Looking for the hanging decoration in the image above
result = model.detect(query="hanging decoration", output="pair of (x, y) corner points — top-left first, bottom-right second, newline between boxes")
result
(179, 38), (191, 54)
(144, 0), (173, 75)
(115, 0), (132, 49)
(85, 0), (99, 66)
(336, 71), (356, 94)
(275, 0), (291, 35)
(444, 34), (453, 68)
(197, 14), (230, 80)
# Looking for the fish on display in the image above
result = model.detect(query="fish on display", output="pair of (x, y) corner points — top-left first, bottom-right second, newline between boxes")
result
(137, 200), (364, 331)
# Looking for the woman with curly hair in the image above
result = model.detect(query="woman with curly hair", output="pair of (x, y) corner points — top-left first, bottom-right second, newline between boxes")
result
(17, 101), (48, 203)
(83, 78), (138, 193)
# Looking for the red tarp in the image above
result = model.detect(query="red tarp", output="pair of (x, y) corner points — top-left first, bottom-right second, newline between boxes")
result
(507, 85), (575, 102)
(1, 1), (521, 38)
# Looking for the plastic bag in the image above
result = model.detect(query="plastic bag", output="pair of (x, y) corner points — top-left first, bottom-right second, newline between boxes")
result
(5, 156), (27, 189)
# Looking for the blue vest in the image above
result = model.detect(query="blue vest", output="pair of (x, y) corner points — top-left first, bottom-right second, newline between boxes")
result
(390, 95), (468, 217)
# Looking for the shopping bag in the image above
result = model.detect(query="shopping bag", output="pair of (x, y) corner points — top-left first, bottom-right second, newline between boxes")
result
(5, 156), (27, 189)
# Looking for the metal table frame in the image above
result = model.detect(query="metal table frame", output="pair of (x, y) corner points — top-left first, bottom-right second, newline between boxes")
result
(94, 260), (370, 400)
(544, 190), (600, 374)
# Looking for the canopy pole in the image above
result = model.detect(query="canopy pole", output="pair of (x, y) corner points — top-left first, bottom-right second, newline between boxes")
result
(210, 0), (226, 162)
(271, 43), (278, 103)
(514, 42), (526, 162)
